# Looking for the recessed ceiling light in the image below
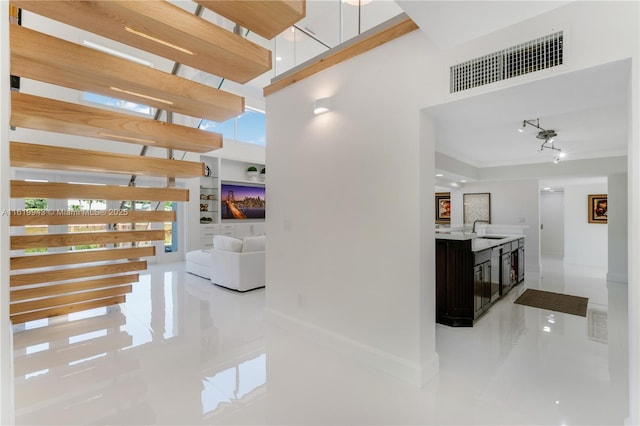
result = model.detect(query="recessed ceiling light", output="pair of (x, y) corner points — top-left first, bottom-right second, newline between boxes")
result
(460, 180), (467, 183)
(543, 187), (551, 190)
(276, 56), (283, 61)
(559, 152), (566, 158)
(435, 173), (443, 177)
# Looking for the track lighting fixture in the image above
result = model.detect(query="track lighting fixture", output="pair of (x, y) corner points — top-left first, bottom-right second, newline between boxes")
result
(520, 118), (565, 162)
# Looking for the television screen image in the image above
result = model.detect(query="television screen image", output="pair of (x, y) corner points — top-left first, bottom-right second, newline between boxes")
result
(220, 183), (266, 220)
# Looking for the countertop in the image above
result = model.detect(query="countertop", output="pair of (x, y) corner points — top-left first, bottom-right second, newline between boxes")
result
(435, 232), (524, 252)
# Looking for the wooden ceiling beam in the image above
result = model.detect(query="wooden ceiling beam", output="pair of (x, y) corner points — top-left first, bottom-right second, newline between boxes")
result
(195, 0), (306, 40)
(11, 92), (222, 153)
(10, 142), (205, 178)
(11, 0), (272, 83)
(10, 25), (244, 123)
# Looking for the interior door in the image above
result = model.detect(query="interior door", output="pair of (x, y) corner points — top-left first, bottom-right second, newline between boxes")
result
(541, 191), (565, 257)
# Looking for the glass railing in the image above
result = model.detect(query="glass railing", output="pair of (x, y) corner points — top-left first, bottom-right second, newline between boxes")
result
(272, 0), (403, 77)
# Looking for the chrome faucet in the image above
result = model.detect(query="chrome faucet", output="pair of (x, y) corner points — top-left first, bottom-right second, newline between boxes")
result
(472, 219), (490, 233)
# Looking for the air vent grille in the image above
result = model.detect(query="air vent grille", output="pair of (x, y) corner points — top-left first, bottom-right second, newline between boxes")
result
(450, 31), (563, 93)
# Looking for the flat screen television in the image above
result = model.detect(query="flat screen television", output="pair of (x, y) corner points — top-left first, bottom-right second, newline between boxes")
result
(220, 183), (266, 220)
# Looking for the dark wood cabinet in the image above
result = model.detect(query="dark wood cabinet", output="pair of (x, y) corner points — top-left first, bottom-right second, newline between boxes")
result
(436, 238), (475, 326)
(517, 238), (525, 283)
(436, 236), (525, 327)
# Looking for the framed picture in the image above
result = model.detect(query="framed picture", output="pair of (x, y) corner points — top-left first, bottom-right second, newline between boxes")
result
(588, 194), (607, 224)
(435, 192), (451, 224)
(463, 192), (491, 225)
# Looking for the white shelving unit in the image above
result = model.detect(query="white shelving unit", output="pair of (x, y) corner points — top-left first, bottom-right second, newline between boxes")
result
(199, 155), (219, 249)
(195, 156), (266, 250)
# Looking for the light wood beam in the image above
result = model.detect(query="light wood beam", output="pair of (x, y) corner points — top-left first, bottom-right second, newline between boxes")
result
(11, 180), (189, 202)
(10, 25), (244, 122)
(264, 15), (418, 96)
(11, 92), (222, 153)
(195, 0), (305, 40)
(11, 0), (271, 83)
(10, 295), (126, 324)
(11, 274), (139, 301)
(10, 230), (164, 250)
(10, 285), (132, 315)
(10, 247), (154, 270)
(10, 261), (147, 287)
(10, 210), (175, 226)
(10, 142), (205, 178)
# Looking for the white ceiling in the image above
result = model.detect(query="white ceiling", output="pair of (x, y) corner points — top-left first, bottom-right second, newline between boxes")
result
(19, 0), (629, 177)
(398, 0), (629, 193)
(396, 0), (571, 49)
(428, 59), (630, 168)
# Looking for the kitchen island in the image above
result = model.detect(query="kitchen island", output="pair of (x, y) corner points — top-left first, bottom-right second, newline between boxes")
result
(435, 232), (524, 327)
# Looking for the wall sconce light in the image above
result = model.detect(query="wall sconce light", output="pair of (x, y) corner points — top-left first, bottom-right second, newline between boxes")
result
(314, 97), (332, 115)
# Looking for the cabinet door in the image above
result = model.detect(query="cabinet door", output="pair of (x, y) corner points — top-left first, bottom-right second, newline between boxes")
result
(501, 253), (511, 294)
(482, 262), (492, 307)
(474, 265), (484, 317)
(518, 248), (525, 282)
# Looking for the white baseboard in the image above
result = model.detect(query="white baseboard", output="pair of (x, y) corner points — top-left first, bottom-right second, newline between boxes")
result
(265, 308), (437, 387)
(607, 272), (628, 284)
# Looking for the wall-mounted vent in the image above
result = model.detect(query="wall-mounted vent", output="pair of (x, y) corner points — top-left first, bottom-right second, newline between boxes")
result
(450, 31), (563, 93)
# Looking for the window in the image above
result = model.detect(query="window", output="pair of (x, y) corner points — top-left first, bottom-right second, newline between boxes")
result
(164, 201), (178, 253)
(200, 108), (266, 146)
(24, 197), (48, 253)
(67, 199), (107, 250)
(83, 92), (154, 116)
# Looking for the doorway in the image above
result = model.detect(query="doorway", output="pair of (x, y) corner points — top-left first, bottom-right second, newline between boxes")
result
(540, 190), (565, 258)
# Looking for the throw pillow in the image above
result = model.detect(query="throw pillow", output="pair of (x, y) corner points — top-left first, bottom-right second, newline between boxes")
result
(242, 235), (266, 253)
(213, 235), (243, 253)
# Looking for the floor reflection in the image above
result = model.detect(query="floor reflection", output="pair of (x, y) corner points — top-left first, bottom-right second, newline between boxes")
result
(12, 258), (628, 425)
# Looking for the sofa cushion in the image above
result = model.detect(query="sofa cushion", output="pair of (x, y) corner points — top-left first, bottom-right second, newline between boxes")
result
(242, 235), (266, 253)
(213, 235), (243, 253)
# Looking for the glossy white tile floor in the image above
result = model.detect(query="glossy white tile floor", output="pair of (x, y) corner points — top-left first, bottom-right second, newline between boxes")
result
(12, 256), (629, 425)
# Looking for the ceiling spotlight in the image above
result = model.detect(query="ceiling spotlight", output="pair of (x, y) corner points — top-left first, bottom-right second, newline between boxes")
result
(521, 118), (563, 162)
(518, 128), (524, 133)
(460, 179), (467, 183)
(559, 151), (566, 158)
(435, 173), (443, 177)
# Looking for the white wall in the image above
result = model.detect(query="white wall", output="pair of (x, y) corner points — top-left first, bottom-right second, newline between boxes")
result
(608, 173), (627, 283)
(450, 179), (540, 274)
(540, 192), (565, 257)
(563, 182), (608, 268)
(430, 1), (640, 108)
(0, 5), (13, 424)
(265, 28), (439, 385)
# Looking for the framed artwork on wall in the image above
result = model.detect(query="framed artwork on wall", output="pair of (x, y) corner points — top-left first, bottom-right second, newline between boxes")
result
(463, 192), (491, 225)
(435, 192), (451, 224)
(588, 194), (607, 224)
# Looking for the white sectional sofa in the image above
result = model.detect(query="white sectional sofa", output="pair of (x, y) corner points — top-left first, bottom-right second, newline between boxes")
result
(210, 235), (265, 292)
(186, 234), (265, 292)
